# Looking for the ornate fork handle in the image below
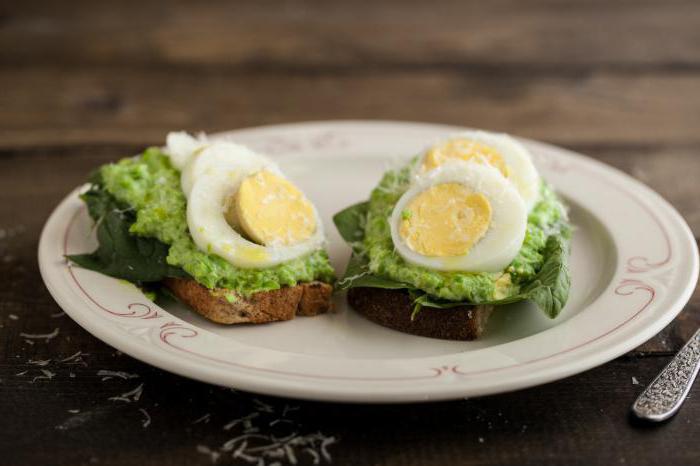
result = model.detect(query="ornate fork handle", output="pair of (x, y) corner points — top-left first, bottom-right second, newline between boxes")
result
(632, 328), (700, 421)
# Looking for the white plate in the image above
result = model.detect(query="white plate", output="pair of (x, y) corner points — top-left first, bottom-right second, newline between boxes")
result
(39, 121), (698, 403)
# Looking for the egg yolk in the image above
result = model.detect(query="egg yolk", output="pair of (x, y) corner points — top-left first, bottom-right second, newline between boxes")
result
(422, 138), (510, 178)
(399, 183), (492, 257)
(227, 170), (316, 246)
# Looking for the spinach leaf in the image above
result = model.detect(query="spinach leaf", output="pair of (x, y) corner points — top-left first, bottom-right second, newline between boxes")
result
(333, 201), (369, 243)
(510, 231), (571, 318)
(67, 182), (188, 284)
(334, 202), (414, 291)
(337, 251), (414, 290)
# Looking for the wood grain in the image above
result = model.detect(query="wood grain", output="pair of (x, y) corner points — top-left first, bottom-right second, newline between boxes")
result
(2, 67), (700, 148)
(2, 0), (700, 68)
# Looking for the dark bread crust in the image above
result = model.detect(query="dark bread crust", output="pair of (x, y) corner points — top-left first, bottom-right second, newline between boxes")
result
(164, 278), (333, 324)
(347, 287), (492, 340)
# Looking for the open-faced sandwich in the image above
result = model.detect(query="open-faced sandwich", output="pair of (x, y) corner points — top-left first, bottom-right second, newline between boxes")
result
(69, 133), (335, 324)
(333, 130), (571, 340)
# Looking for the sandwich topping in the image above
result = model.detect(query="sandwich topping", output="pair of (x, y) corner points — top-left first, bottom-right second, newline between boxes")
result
(173, 135), (326, 269)
(76, 141), (334, 295)
(230, 170), (317, 247)
(334, 129), (570, 316)
(422, 138), (510, 178)
(390, 161), (528, 273)
(416, 131), (541, 212)
(398, 182), (492, 257)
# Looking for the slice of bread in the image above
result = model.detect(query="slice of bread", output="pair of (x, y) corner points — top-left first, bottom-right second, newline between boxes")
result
(164, 278), (333, 324)
(347, 287), (492, 340)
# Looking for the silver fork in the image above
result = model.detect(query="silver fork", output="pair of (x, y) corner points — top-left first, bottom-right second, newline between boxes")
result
(632, 328), (700, 421)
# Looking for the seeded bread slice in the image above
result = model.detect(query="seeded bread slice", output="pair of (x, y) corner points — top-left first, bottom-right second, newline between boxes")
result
(164, 278), (333, 324)
(347, 287), (492, 340)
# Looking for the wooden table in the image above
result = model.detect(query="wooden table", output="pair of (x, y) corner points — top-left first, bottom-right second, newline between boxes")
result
(1, 1), (699, 464)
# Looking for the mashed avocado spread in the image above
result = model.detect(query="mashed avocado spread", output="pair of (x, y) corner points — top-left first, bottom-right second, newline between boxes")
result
(89, 148), (335, 295)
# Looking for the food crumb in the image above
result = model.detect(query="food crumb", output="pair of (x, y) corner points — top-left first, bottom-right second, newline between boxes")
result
(97, 369), (139, 381)
(139, 408), (151, 428)
(31, 369), (56, 383)
(20, 327), (60, 341)
(193, 413), (211, 424)
(109, 383), (144, 403)
(196, 445), (220, 464)
(28, 359), (51, 366)
(632, 377), (640, 385)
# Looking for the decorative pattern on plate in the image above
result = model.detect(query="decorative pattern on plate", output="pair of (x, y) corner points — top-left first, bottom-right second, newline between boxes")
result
(160, 321), (199, 342)
(66, 268), (161, 320)
(614, 279), (656, 304)
(623, 195), (672, 273)
(530, 149), (572, 174)
(227, 130), (350, 155)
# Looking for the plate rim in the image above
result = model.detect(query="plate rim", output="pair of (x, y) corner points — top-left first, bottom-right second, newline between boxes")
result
(39, 120), (699, 403)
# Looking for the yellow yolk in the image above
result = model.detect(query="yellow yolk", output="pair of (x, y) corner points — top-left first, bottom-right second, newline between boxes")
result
(228, 170), (316, 246)
(399, 183), (492, 257)
(422, 138), (510, 178)
(494, 273), (513, 299)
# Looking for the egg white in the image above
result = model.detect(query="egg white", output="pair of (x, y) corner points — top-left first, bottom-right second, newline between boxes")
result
(180, 141), (280, 198)
(416, 130), (541, 212)
(391, 161), (527, 273)
(165, 131), (209, 171)
(185, 154), (325, 269)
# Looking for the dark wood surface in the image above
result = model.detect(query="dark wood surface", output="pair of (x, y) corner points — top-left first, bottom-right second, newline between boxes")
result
(1, 1), (699, 465)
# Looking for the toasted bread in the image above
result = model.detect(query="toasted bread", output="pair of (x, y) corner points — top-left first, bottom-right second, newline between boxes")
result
(347, 287), (492, 340)
(164, 278), (333, 324)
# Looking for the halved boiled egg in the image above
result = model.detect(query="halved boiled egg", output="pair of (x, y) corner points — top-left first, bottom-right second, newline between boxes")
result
(186, 160), (324, 269)
(416, 130), (541, 211)
(391, 161), (527, 273)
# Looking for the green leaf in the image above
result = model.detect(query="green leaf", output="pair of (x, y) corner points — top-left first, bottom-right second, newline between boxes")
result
(337, 251), (414, 291)
(67, 183), (188, 283)
(334, 201), (414, 291)
(515, 232), (571, 318)
(332, 201), (369, 243)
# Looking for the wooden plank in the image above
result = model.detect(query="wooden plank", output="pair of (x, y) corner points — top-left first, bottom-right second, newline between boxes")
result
(2, 0), (700, 68)
(2, 67), (700, 148)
